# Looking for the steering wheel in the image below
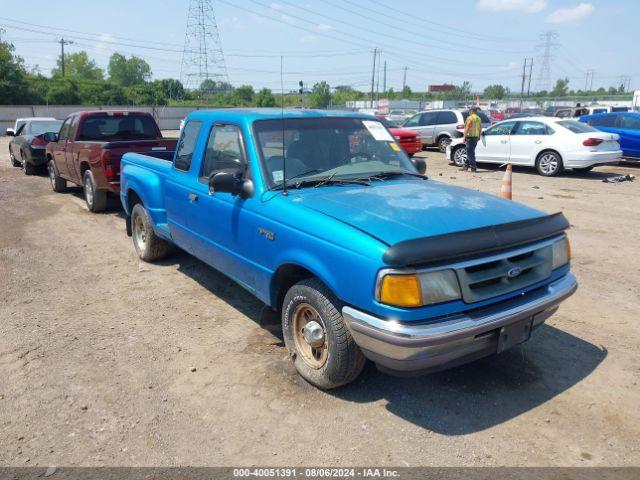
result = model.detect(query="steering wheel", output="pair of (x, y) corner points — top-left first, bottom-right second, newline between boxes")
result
(346, 151), (373, 163)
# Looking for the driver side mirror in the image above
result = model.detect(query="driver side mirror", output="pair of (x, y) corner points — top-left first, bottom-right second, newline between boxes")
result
(209, 170), (254, 198)
(6, 128), (15, 137)
(411, 157), (427, 175)
(42, 132), (58, 143)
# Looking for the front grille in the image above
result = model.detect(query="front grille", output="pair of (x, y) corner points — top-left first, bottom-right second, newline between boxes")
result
(455, 243), (553, 303)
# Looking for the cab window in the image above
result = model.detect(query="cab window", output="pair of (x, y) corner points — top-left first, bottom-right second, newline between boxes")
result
(58, 119), (72, 141)
(200, 124), (246, 180)
(589, 116), (616, 128)
(618, 115), (640, 131)
(174, 120), (202, 171)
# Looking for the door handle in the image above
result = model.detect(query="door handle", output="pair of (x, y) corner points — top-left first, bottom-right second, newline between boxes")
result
(534, 140), (542, 144)
(500, 140), (508, 144)
(188, 193), (198, 203)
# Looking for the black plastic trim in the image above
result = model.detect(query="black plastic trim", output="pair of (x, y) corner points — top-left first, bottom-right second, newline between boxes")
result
(382, 212), (570, 267)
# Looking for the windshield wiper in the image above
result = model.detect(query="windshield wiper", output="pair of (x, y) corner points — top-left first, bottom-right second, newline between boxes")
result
(271, 171), (372, 190)
(354, 170), (427, 182)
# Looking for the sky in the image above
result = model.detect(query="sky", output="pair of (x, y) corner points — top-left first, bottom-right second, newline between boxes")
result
(1, 0), (637, 93)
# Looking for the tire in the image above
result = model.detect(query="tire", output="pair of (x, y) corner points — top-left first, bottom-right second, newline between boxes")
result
(452, 145), (467, 167)
(47, 159), (67, 192)
(21, 151), (35, 176)
(437, 136), (451, 153)
(282, 278), (366, 389)
(131, 203), (170, 262)
(573, 166), (594, 173)
(536, 151), (563, 177)
(83, 170), (108, 212)
(10, 149), (20, 167)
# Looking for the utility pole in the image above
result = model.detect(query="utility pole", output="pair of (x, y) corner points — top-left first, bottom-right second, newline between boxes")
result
(370, 48), (377, 108)
(527, 58), (533, 97)
(383, 61), (387, 94)
(58, 38), (74, 77)
(0, 26), (5, 42)
(584, 69), (595, 91)
(402, 66), (408, 91)
(520, 58), (528, 106)
(375, 50), (381, 102)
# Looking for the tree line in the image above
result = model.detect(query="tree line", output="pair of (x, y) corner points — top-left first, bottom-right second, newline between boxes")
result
(0, 41), (632, 108)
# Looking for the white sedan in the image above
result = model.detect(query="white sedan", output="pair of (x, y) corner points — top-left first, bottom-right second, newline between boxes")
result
(446, 117), (622, 176)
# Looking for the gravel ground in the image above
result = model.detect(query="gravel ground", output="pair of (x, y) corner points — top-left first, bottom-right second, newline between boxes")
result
(0, 134), (639, 467)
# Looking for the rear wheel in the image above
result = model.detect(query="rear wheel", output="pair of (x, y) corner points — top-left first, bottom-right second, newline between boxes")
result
(452, 146), (467, 167)
(83, 170), (108, 212)
(282, 278), (366, 389)
(21, 151), (35, 175)
(131, 203), (170, 262)
(10, 149), (20, 167)
(437, 136), (451, 153)
(536, 151), (563, 177)
(47, 159), (67, 192)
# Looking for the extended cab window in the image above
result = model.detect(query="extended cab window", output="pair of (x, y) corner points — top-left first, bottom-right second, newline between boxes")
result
(58, 119), (72, 141)
(174, 121), (202, 171)
(201, 124), (246, 180)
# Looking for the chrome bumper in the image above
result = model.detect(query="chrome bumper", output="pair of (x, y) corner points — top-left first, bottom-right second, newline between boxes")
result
(342, 273), (577, 374)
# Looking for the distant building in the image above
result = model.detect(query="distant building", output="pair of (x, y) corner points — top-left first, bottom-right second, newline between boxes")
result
(428, 84), (455, 93)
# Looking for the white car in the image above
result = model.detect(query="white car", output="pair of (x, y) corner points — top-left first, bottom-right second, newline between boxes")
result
(6, 117), (56, 136)
(446, 117), (622, 176)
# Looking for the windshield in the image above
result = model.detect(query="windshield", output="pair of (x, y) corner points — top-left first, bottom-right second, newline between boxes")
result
(254, 117), (417, 188)
(28, 121), (63, 136)
(78, 114), (160, 141)
(557, 120), (599, 134)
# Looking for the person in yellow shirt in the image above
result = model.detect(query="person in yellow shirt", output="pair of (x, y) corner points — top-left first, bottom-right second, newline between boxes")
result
(461, 106), (482, 172)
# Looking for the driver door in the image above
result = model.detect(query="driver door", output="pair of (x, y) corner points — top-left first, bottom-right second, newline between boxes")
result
(52, 118), (72, 179)
(187, 123), (257, 289)
(476, 121), (516, 163)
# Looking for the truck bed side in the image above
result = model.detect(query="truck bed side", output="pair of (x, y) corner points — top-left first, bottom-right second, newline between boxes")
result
(120, 152), (174, 240)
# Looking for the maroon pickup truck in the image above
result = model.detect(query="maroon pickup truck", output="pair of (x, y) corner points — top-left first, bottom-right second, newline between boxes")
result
(45, 111), (177, 212)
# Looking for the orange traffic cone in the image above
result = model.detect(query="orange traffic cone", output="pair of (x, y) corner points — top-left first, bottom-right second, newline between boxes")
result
(500, 164), (513, 200)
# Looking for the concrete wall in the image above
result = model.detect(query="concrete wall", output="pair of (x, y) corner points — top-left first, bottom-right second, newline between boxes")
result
(0, 105), (218, 134)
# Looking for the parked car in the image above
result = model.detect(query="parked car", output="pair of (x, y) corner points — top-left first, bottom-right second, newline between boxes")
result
(485, 109), (504, 122)
(386, 109), (410, 123)
(7, 119), (62, 175)
(120, 109), (577, 389)
(45, 111), (178, 212)
(402, 109), (492, 153)
(5, 116), (56, 137)
(447, 117), (622, 176)
(376, 116), (422, 156)
(580, 112), (640, 159)
(504, 107), (521, 118)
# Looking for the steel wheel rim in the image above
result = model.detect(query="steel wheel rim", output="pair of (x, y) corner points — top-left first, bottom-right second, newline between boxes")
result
(539, 154), (558, 174)
(133, 214), (147, 250)
(84, 177), (94, 207)
(454, 148), (467, 166)
(292, 303), (328, 369)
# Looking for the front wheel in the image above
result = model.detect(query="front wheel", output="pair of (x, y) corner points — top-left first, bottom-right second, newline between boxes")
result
(83, 170), (108, 212)
(282, 278), (366, 389)
(47, 160), (66, 192)
(452, 146), (467, 167)
(536, 151), (563, 177)
(131, 203), (170, 262)
(10, 149), (20, 167)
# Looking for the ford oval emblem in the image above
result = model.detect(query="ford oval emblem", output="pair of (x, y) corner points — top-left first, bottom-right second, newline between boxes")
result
(507, 267), (523, 278)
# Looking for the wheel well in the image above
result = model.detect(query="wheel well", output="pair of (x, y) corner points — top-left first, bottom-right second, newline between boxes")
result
(127, 189), (142, 211)
(271, 264), (316, 311)
(80, 162), (91, 176)
(436, 133), (451, 142)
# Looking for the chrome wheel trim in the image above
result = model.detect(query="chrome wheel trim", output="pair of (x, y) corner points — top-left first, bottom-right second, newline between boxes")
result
(84, 176), (94, 207)
(292, 303), (328, 369)
(453, 147), (467, 166)
(48, 162), (56, 188)
(539, 153), (558, 175)
(133, 213), (147, 251)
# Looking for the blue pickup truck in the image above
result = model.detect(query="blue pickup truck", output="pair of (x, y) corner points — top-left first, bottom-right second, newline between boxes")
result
(120, 109), (577, 389)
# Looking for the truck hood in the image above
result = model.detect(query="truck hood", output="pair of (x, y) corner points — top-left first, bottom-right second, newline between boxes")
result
(292, 179), (546, 246)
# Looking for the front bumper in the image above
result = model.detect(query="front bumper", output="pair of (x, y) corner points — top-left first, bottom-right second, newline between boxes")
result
(342, 273), (577, 375)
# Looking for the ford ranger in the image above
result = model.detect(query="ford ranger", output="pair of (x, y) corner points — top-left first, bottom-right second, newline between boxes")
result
(45, 111), (177, 212)
(119, 109), (577, 389)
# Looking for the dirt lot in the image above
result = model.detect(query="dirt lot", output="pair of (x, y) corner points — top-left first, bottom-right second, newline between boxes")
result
(0, 134), (639, 468)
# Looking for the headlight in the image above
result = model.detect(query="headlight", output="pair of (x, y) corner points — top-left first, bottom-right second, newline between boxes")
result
(552, 237), (571, 270)
(377, 269), (461, 308)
